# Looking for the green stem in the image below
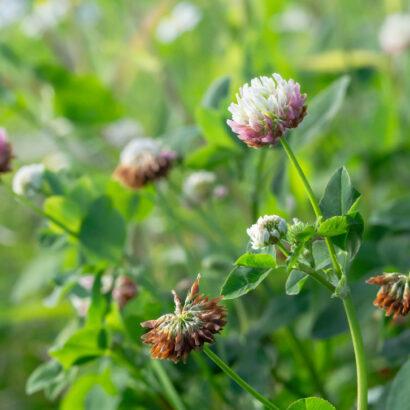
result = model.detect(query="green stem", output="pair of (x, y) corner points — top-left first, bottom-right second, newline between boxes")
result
(286, 327), (328, 399)
(251, 148), (268, 221)
(203, 346), (281, 410)
(1, 181), (78, 238)
(343, 296), (368, 410)
(151, 360), (186, 410)
(279, 135), (367, 410)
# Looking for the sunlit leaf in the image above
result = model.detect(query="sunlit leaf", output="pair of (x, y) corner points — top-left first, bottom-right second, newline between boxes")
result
(235, 253), (276, 269)
(287, 397), (336, 410)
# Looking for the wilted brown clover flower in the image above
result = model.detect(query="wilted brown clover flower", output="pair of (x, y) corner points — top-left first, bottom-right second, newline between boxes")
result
(114, 138), (176, 189)
(0, 127), (14, 174)
(141, 274), (227, 363)
(366, 272), (410, 318)
(113, 275), (138, 310)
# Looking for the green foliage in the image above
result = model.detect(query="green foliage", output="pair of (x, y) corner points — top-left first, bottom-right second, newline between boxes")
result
(386, 360), (410, 410)
(319, 167), (361, 220)
(286, 270), (309, 295)
(287, 397), (336, 410)
(235, 253), (276, 269)
(221, 266), (281, 299)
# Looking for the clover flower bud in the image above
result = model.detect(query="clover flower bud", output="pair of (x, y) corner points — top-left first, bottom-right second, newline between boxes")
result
(227, 73), (307, 148)
(0, 127), (14, 174)
(114, 138), (176, 189)
(379, 13), (410, 55)
(12, 163), (45, 197)
(183, 171), (216, 204)
(247, 215), (288, 250)
(141, 274), (226, 363)
(112, 275), (138, 310)
(366, 273), (410, 318)
(286, 218), (309, 250)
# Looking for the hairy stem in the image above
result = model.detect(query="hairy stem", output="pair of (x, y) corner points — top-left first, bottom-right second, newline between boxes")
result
(203, 346), (281, 410)
(279, 135), (367, 410)
(251, 148), (268, 221)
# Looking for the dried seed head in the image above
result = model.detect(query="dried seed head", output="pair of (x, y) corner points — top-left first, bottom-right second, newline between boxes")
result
(113, 275), (138, 310)
(141, 274), (227, 363)
(114, 138), (176, 189)
(366, 273), (410, 318)
(0, 128), (14, 174)
(227, 73), (307, 148)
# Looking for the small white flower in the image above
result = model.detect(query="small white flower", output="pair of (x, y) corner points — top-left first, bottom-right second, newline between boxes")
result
(183, 171), (216, 203)
(247, 215), (288, 249)
(156, 2), (202, 44)
(102, 118), (143, 147)
(21, 0), (70, 38)
(379, 13), (410, 55)
(12, 163), (45, 197)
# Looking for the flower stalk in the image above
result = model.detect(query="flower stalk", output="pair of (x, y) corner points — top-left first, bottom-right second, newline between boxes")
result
(279, 135), (368, 410)
(203, 346), (281, 410)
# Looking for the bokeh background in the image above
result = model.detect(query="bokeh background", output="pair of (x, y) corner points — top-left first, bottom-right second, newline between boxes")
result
(0, 0), (409, 409)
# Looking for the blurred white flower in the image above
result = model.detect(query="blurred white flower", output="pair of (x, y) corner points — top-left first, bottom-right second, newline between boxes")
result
(183, 171), (216, 204)
(156, 2), (202, 44)
(12, 163), (45, 197)
(21, 0), (70, 38)
(247, 215), (288, 249)
(114, 137), (176, 189)
(75, 1), (101, 26)
(49, 117), (73, 137)
(0, 0), (27, 29)
(103, 118), (143, 147)
(379, 13), (410, 55)
(270, 5), (316, 33)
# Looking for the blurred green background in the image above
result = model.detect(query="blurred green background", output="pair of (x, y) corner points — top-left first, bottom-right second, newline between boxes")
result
(0, 0), (409, 409)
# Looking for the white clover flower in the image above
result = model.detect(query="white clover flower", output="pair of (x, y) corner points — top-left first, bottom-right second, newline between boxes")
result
(379, 13), (410, 55)
(0, 0), (27, 29)
(12, 163), (45, 197)
(21, 0), (70, 38)
(114, 138), (176, 189)
(102, 118), (143, 147)
(247, 215), (288, 249)
(156, 2), (202, 44)
(183, 171), (216, 204)
(227, 73), (307, 148)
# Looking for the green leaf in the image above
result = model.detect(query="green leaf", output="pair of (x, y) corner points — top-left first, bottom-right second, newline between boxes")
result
(386, 360), (410, 410)
(287, 397), (336, 410)
(286, 270), (309, 295)
(44, 196), (82, 234)
(43, 169), (65, 195)
(370, 197), (410, 231)
(319, 166), (361, 219)
(235, 253), (276, 269)
(291, 76), (350, 149)
(79, 196), (126, 262)
(86, 273), (108, 327)
(221, 266), (278, 299)
(201, 75), (231, 109)
(60, 369), (117, 410)
(287, 242), (306, 272)
(26, 359), (64, 395)
(85, 385), (119, 410)
(312, 240), (331, 270)
(332, 212), (364, 258)
(316, 216), (349, 237)
(68, 177), (98, 216)
(106, 180), (139, 222)
(295, 225), (316, 242)
(50, 327), (107, 369)
(185, 144), (238, 169)
(196, 106), (236, 148)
